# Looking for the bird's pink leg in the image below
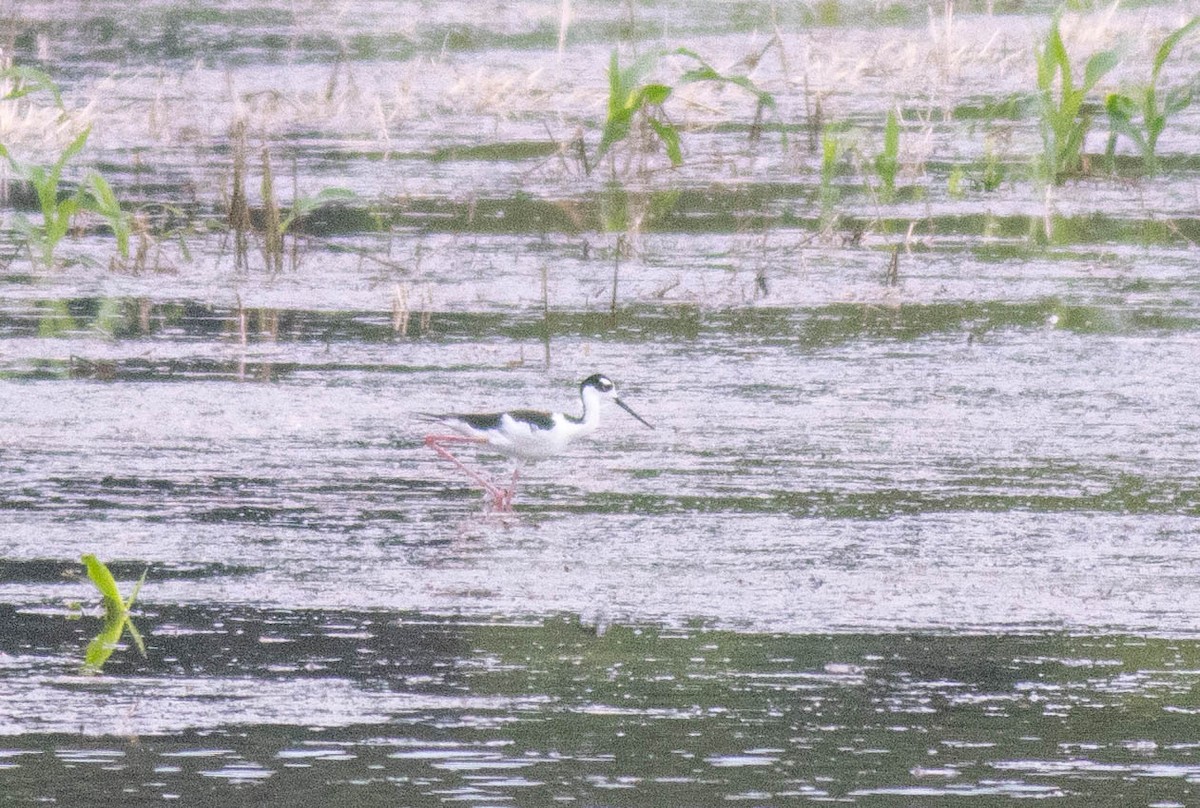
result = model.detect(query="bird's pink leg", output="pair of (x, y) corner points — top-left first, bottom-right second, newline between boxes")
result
(497, 467), (520, 512)
(424, 434), (515, 511)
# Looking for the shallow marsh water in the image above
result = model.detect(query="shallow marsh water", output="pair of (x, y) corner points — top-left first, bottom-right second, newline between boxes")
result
(3, 1), (1200, 805)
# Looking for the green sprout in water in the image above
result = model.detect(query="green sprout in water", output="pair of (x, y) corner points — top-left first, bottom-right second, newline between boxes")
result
(819, 123), (847, 224)
(593, 47), (777, 174)
(873, 109), (900, 202)
(79, 554), (147, 673)
(0, 67), (131, 267)
(1034, 14), (1118, 184)
(1104, 16), (1199, 176)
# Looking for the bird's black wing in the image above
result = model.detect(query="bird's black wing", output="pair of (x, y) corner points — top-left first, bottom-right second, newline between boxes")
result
(503, 410), (556, 430)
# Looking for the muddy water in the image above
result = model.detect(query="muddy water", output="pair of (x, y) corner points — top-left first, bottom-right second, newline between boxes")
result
(3, 1), (1200, 805)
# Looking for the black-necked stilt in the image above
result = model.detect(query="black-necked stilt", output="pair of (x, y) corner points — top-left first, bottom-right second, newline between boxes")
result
(422, 374), (653, 511)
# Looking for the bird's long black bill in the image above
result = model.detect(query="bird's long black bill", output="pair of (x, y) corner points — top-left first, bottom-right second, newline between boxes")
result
(615, 397), (654, 429)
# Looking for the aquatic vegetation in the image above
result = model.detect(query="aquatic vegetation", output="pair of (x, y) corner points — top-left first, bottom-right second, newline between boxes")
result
(0, 64), (64, 106)
(228, 125), (357, 273)
(79, 554), (147, 673)
(873, 110), (900, 202)
(594, 47), (776, 174)
(0, 126), (132, 268)
(976, 134), (1008, 192)
(1034, 14), (1118, 183)
(227, 120), (253, 270)
(1104, 17), (1199, 176)
(83, 171), (131, 259)
(819, 124), (846, 226)
(276, 186), (358, 271)
(0, 68), (131, 268)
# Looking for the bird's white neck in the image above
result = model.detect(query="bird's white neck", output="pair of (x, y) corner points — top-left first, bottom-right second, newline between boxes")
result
(575, 385), (604, 434)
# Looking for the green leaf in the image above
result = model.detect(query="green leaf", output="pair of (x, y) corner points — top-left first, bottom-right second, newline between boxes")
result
(646, 117), (682, 166)
(125, 566), (147, 611)
(1046, 19), (1072, 94)
(606, 50), (622, 117)
(616, 50), (663, 101)
(280, 187), (358, 233)
(82, 554), (123, 609)
(83, 616), (123, 672)
(639, 83), (672, 106)
(0, 66), (64, 107)
(310, 186), (357, 204)
(821, 126), (841, 183)
(595, 115), (631, 163)
(673, 46), (776, 109)
(1081, 49), (1119, 93)
(882, 110), (899, 158)
(125, 615), (146, 658)
(57, 126), (91, 171)
(1105, 94), (1147, 152)
(79, 555), (149, 672)
(1153, 17), (1199, 81)
(83, 173), (131, 257)
(1162, 85), (1193, 117)
(875, 110), (900, 195)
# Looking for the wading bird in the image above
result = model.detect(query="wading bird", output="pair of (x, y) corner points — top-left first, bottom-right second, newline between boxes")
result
(422, 374), (653, 511)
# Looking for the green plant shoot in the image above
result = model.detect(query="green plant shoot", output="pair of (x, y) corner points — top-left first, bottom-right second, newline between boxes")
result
(82, 173), (132, 258)
(1035, 15), (1119, 183)
(0, 127), (89, 266)
(1104, 16), (1199, 175)
(594, 47), (778, 172)
(874, 109), (900, 200)
(819, 124), (845, 220)
(0, 65), (65, 107)
(596, 50), (679, 167)
(0, 68), (131, 267)
(80, 554), (147, 673)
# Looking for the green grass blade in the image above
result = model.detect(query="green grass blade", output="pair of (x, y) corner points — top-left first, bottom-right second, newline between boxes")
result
(1163, 85), (1193, 117)
(606, 50), (622, 117)
(57, 126), (91, 171)
(124, 616), (147, 658)
(620, 50), (663, 91)
(81, 554), (123, 608)
(596, 114), (631, 162)
(0, 65), (64, 107)
(83, 173), (131, 257)
(83, 619), (123, 672)
(125, 567), (148, 611)
(875, 110), (900, 196)
(1081, 49), (1119, 93)
(639, 83), (672, 106)
(1047, 19), (1072, 95)
(1153, 17), (1199, 81)
(673, 46), (776, 109)
(646, 117), (682, 165)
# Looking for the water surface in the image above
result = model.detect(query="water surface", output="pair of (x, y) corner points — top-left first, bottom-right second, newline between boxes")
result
(2, 1), (1200, 804)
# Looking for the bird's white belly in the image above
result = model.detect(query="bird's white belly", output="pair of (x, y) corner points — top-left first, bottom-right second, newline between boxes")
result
(482, 414), (590, 461)
(490, 425), (570, 459)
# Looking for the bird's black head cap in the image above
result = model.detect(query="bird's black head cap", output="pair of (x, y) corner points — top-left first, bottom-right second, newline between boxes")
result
(581, 374), (615, 393)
